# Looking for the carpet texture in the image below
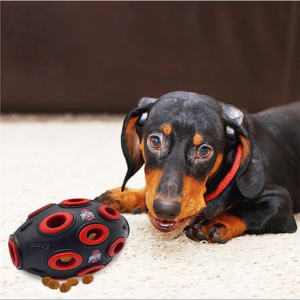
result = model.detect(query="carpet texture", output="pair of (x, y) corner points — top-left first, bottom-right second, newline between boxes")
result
(1, 115), (300, 299)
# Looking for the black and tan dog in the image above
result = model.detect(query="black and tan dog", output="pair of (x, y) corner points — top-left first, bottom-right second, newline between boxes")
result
(95, 91), (300, 243)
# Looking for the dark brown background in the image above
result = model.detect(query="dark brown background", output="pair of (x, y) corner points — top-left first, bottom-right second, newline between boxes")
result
(1, 1), (299, 114)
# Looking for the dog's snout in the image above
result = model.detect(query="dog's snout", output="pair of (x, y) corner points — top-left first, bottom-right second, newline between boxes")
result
(153, 200), (181, 220)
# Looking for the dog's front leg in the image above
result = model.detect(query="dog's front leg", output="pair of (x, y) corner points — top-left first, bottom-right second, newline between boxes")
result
(184, 213), (247, 243)
(94, 187), (146, 214)
(185, 190), (298, 243)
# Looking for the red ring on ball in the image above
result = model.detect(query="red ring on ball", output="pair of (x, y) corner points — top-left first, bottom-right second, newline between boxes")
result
(39, 212), (73, 234)
(48, 252), (83, 270)
(77, 264), (105, 277)
(79, 224), (109, 245)
(28, 203), (54, 219)
(8, 238), (20, 268)
(98, 205), (120, 220)
(107, 238), (126, 257)
(60, 198), (91, 207)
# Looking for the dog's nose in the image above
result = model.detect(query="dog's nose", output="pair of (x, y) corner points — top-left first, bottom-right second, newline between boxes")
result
(153, 200), (181, 220)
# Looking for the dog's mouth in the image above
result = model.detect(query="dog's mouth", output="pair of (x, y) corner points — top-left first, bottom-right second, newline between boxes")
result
(149, 213), (190, 233)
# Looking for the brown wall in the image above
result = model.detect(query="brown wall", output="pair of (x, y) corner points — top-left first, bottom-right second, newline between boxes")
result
(1, 1), (299, 114)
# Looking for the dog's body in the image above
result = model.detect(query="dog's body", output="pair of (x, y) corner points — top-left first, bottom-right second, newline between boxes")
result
(96, 92), (300, 243)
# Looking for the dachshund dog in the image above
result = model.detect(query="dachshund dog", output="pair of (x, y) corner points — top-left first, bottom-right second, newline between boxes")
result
(95, 91), (300, 243)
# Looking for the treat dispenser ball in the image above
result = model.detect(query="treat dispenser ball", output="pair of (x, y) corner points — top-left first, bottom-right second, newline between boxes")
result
(8, 199), (129, 278)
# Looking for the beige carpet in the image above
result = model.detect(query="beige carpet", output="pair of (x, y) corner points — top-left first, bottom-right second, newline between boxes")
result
(1, 115), (300, 299)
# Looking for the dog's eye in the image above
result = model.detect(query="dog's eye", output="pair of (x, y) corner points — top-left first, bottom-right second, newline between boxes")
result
(149, 136), (161, 150)
(197, 145), (213, 159)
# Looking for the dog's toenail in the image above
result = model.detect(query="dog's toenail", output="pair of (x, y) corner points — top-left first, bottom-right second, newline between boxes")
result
(133, 208), (142, 214)
(196, 230), (207, 241)
(185, 228), (195, 240)
(193, 224), (201, 229)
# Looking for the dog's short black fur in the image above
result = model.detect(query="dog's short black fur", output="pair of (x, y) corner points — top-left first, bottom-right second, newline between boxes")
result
(96, 91), (300, 243)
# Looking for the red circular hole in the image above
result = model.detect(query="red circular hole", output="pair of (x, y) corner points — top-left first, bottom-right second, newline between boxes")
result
(39, 212), (73, 234)
(77, 265), (105, 277)
(98, 205), (120, 220)
(107, 238), (126, 257)
(79, 224), (109, 245)
(48, 252), (83, 270)
(8, 238), (20, 268)
(60, 198), (91, 207)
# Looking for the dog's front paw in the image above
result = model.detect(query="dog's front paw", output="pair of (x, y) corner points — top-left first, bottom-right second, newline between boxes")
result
(94, 188), (123, 210)
(94, 187), (146, 214)
(184, 219), (229, 244)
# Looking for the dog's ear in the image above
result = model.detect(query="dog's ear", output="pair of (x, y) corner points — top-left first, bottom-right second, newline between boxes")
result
(121, 98), (157, 191)
(221, 103), (265, 199)
(221, 103), (247, 138)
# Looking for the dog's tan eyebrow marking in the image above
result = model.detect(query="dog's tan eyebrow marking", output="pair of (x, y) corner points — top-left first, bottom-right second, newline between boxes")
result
(193, 133), (203, 146)
(161, 124), (172, 136)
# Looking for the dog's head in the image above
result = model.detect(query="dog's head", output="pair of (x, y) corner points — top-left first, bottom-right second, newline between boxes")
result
(121, 91), (264, 233)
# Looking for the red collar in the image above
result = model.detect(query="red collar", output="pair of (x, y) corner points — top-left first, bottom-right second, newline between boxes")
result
(204, 144), (243, 202)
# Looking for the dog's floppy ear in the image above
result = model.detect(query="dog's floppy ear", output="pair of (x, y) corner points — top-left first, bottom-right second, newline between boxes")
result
(221, 103), (265, 199)
(121, 98), (157, 191)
